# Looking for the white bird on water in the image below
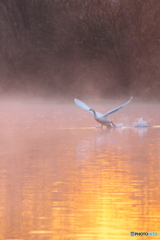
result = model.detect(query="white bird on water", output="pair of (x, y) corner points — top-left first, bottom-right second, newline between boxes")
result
(74, 97), (133, 127)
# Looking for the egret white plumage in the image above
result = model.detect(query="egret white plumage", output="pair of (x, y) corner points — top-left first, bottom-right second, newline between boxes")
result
(74, 97), (133, 127)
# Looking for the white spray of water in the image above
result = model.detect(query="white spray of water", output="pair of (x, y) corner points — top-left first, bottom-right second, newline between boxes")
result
(115, 123), (125, 127)
(133, 118), (148, 127)
(115, 118), (149, 128)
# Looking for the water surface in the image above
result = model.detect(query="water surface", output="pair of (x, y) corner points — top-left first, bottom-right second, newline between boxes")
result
(0, 101), (160, 240)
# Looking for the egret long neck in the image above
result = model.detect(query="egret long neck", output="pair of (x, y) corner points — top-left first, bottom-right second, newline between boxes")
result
(92, 109), (98, 119)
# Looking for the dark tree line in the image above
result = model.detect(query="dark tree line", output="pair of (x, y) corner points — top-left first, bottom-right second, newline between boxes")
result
(0, 0), (160, 98)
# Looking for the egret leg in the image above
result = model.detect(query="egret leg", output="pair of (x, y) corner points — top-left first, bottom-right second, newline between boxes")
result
(111, 121), (116, 127)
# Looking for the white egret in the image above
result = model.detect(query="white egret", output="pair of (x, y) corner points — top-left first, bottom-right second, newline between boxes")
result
(74, 97), (133, 127)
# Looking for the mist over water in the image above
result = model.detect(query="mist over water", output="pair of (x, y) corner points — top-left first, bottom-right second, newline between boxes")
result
(0, 1), (160, 99)
(0, 100), (160, 239)
(0, 0), (160, 239)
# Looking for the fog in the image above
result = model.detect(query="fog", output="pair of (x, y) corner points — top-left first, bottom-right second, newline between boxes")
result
(0, 0), (160, 100)
(0, 101), (160, 239)
(1, 2), (160, 239)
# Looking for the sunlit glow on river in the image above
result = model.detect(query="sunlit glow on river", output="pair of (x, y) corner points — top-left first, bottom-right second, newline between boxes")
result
(0, 101), (160, 240)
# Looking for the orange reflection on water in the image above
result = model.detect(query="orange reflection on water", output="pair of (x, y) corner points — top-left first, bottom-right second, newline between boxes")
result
(0, 102), (160, 240)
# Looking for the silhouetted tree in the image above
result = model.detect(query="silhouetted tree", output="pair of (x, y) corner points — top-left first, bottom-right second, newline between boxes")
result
(0, 0), (160, 98)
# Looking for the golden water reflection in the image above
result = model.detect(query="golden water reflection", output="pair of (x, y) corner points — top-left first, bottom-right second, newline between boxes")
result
(0, 102), (160, 240)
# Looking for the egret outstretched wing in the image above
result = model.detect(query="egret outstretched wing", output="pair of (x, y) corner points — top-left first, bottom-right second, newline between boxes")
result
(74, 98), (103, 117)
(103, 97), (133, 117)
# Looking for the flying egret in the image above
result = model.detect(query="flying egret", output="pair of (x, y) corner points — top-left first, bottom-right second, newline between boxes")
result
(74, 97), (133, 127)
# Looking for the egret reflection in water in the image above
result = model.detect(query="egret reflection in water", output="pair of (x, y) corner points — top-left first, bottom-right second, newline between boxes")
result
(0, 100), (160, 240)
